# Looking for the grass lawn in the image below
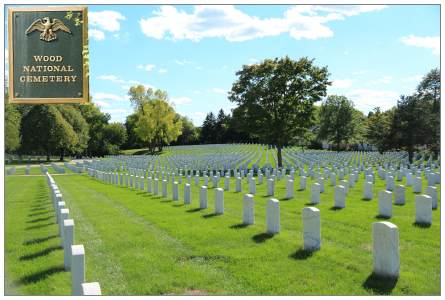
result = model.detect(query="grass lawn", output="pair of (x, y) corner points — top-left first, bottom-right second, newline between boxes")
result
(5, 176), (70, 295)
(5, 171), (440, 295)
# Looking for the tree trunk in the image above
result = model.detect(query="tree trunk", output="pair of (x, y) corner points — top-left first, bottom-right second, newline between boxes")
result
(60, 150), (64, 162)
(46, 153), (50, 162)
(408, 147), (414, 164)
(277, 146), (283, 168)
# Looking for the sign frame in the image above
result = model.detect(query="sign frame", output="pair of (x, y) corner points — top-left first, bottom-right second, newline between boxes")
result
(8, 6), (89, 104)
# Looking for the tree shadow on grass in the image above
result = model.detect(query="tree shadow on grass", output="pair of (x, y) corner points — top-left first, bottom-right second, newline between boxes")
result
(25, 222), (54, 230)
(202, 213), (221, 219)
(289, 248), (315, 260)
(362, 273), (398, 295)
(412, 222), (432, 228)
(14, 266), (66, 286)
(186, 207), (204, 213)
(375, 215), (391, 220)
(229, 223), (249, 229)
(252, 232), (274, 243)
(361, 197), (372, 201)
(19, 245), (63, 261)
(26, 216), (53, 223)
(23, 234), (58, 245)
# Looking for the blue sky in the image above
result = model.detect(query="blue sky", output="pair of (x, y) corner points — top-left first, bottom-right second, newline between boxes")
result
(5, 5), (440, 125)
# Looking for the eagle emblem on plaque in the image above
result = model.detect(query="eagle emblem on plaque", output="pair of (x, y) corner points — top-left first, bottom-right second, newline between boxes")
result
(25, 17), (71, 42)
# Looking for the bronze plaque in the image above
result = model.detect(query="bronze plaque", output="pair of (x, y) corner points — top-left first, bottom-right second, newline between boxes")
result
(8, 6), (89, 103)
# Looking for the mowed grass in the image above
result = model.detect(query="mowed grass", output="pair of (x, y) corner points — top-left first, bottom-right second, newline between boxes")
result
(5, 176), (70, 295)
(5, 172), (440, 295)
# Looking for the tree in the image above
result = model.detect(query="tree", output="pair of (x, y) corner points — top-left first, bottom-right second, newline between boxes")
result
(365, 107), (393, 153)
(103, 122), (127, 154)
(174, 115), (199, 145)
(215, 109), (228, 143)
(318, 95), (356, 150)
(57, 105), (89, 160)
(229, 56), (330, 167)
(123, 113), (143, 149)
(416, 68), (440, 155)
(79, 103), (110, 157)
(390, 95), (430, 163)
(5, 102), (21, 153)
(200, 112), (217, 144)
(21, 105), (77, 161)
(128, 85), (168, 112)
(134, 94), (182, 153)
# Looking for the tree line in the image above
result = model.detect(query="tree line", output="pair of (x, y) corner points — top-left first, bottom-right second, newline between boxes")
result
(5, 56), (439, 166)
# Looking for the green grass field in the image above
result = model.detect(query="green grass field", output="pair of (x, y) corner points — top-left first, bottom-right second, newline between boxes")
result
(5, 169), (440, 295)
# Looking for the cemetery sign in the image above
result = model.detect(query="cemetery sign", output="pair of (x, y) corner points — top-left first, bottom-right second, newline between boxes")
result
(8, 6), (89, 103)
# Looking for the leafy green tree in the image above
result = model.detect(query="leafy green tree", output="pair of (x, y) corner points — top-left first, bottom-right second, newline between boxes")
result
(365, 107), (393, 153)
(103, 122), (128, 154)
(79, 103), (110, 157)
(57, 105), (89, 160)
(174, 115), (199, 145)
(131, 87), (182, 153)
(416, 68), (440, 155)
(128, 85), (168, 112)
(390, 95), (430, 162)
(229, 56), (330, 167)
(21, 105), (77, 161)
(123, 113), (143, 149)
(5, 102), (21, 153)
(318, 95), (355, 150)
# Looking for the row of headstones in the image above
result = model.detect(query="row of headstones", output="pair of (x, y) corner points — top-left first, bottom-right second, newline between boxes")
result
(6, 166), (16, 175)
(46, 173), (101, 296)
(106, 170), (407, 281)
(89, 166), (423, 278)
(40, 164), (48, 174)
(51, 163), (66, 174)
(64, 162), (83, 174)
(25, 165), (31, 175)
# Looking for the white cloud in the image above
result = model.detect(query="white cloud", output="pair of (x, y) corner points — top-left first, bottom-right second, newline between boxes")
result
(89, 10), (126, 32)
(352, 70), (368, 75)
(93, 100), (111, 107)
(158, 68), (168, 74)
(403, 74), (423, 82)
(370, 75), (393, 85)
(400, 35), (439, 55)
(174, 59), (193, 66)
(137, 64), (156, 72)
(331, 79), (353, 89)
(212, 88), (228, 95)
(171, 97), (192, 105)
(89, 29), (105, 41)
(93, 92), (127, 102)
(139, 5), (386, 42)
(97, 75), (155, 91)
(97, 74), (125, 84)
(346, 89), (398, 113)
